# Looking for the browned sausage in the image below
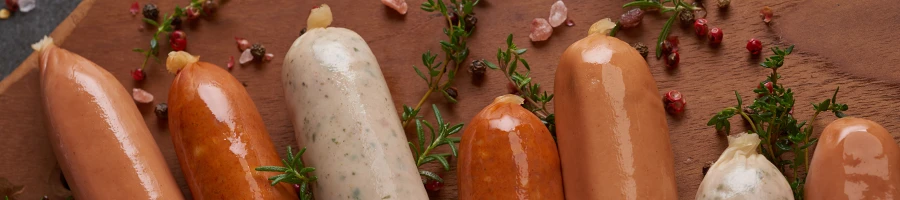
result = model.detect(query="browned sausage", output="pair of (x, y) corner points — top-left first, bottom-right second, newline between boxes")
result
(457, 95), (564, 199)
(806, 117), (900, 199)
(554, 34), (678, 199)
(167, 55), (296, 200)
(35, 38), (184, 199)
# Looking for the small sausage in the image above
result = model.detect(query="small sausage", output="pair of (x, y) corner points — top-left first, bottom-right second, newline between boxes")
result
(554, 34), (678, 199)
(34, 37), (184, 199)
(457, 95), (564, 200)
(805, 117), (900, 199)
(167, 57), (296, 200)
(282, 27), (428, 199)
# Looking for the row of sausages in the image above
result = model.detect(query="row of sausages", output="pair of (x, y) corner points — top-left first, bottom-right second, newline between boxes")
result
(32, 10), (900, 200)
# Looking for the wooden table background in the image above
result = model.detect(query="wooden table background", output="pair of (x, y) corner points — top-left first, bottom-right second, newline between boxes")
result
(2, 0), (899, 199)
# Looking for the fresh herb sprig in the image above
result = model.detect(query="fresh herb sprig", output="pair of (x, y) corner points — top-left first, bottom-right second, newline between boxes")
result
(132, 0), (204, 71)
(707, 45), (849, 200)
(622, 0), (699, 58)
(409, 105), (464, 182)
(401, 0), (478, 128)
(482, 34), (556, 134)
(255, 147), (317, 200)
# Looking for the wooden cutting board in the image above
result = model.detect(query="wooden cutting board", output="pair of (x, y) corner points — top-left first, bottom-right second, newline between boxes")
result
(2, 0), (899, 199)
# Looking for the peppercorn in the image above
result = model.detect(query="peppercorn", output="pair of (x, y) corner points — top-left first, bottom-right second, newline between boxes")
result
(693, 18), (709, 37)
(444, 87), (459, 99)
(632, 42), (649, 58)
(663, 90), (686, 114)
(449, 12), (459, 26)
(678, 10), (694, 26)
(464, 14), (477, 30)
(708, 27), (723, 45)
(202, 0), (218, 16)
(665, 51), (680, 68)
(717, 0), (731, 8)
(469, 59), (486, 76)
(299, 27), (307, 36)
(5, 0), (18, 12)
(250, 44), (266, 60)
(424, 175), (444, 192)
(702, 161), (714, 175)
(746, 38), (762, 55)
(155, 103), (168, 119)
(171, 17), (183, 29)
(142, 3), (159, 20)
(131, 68), (146, 81)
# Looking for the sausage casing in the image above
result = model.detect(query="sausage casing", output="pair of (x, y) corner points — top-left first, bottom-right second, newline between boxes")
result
(168, 61), (296, 200)
(554, 34), (678, 199)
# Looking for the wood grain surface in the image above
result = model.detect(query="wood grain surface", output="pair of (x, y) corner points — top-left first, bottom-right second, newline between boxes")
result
(2, 0), (899, 199)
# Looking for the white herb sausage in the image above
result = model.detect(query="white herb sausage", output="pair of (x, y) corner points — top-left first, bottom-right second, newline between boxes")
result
(282, 27), (428, 200)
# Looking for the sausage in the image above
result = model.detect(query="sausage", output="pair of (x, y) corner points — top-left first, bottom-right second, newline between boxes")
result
(34, 37), (184, 199)
(554, 34), (678, 199)
(167, 57), (296, 200)
(457, 94), (564, 200)
(282, 27), (428, 199)
(805, 117), (900, 199)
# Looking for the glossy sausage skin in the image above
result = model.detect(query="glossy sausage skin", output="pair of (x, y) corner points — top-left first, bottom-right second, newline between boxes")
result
(168, 62), (296, 200)
(457, 95), (564, 200)
(805, 117), (900, 199)
(554, 34), (678, 199)
(39, 45), (184, 199)
(282, 27), (428, 199)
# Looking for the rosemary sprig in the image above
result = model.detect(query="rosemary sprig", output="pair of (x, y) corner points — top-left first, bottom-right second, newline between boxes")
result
(132, 0), (204, 70)
(255, 147), (317, 200)
(707, 45), (849, 200)
(482, 34), (556, 134)
(401, 0), (478, 128)
(622, 0), (698, 58)
(409, 104), (464, 182)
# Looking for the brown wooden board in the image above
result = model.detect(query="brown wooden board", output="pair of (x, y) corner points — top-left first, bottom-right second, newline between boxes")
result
(2, 0), (900, 199)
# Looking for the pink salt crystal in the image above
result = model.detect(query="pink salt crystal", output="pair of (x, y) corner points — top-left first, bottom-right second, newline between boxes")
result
(381, 0), (408, 15)
(548, 1), (568, 27)
(129, 2), (139, 16)
(530, 18), (553, 42)
(619, 8), (645, 28)
(264, 53), (275, 61)
(239, 49), (253, 64)
(132, 88), (154, 103)
(235, 37), (251, 52)
(227, 56), (235, 69)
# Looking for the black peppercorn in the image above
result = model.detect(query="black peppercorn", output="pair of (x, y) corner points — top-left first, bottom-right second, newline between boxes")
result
(469, 59), (486, 76)
(250, 44), (266, 60)
(300, 27), (307, 36)
(155, 103), (168, 119)
(171, 17), (183, 29)
(464, 14), (477, 30)
(202, 0), (218, 16)
(679, 10), (695, 26)
(444, 87), (459, 99)
(142, 3), (159, 20)
(632, 42), (649, 58)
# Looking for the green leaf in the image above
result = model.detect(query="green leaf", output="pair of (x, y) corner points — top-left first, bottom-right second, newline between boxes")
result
(132, 48), (146, 53)
(447, 124), (464, 135)
(506, 34), (513, 47)
(150, 39), (158, 50)
(484, 60), (499, 69)
(447, 140), (458, 157)
(413, 66), (428, 83)
(416, 120), (426, 151)
(143, 18), (160, 27)
(623, 1), (662, 8)
(268, 174), (289, 185)
(430, 154), (451, 171)
(420, 170), (443, 182)
(255, 166), (290, 172)
(655, 12), (678, 58)
(519, 58), (530, 70)
(514, 48), (527, 55)
(432, 104), (444, 127)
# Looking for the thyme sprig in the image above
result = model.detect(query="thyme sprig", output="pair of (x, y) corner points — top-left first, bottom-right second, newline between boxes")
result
(707, 45), (849, 200)
(255, 147), (317, 200)
(401, 0), (478, 128)
(483, 34), (556, 134)
(132, 0), (204, 70)
(622, 0), (699, 58)
(409, 105), (464, 182)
